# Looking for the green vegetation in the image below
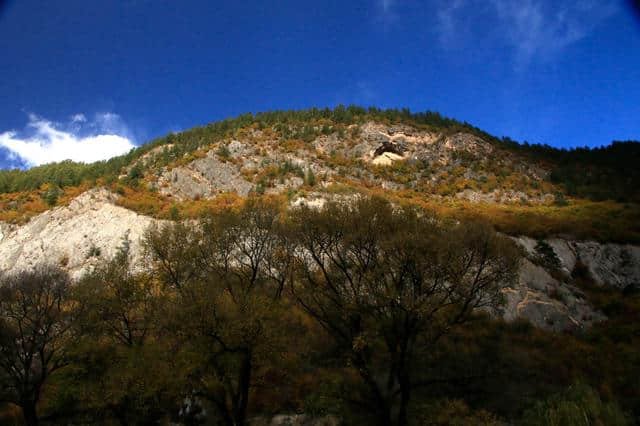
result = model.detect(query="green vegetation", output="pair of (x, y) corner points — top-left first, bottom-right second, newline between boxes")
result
(501, 138), (640, 203)
(216, 144), (231, 159)
(521, 382), (629, 426)
(534, 240), (563, 272)
(1, 197), (639, 425)
(304, 167), (316, 186)
(1, 105), (636, 202)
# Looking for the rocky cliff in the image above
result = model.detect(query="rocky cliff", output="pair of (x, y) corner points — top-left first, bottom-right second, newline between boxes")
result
(0, 188), (157, 280)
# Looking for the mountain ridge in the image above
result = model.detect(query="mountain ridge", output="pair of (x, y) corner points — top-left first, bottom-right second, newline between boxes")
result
(1, 107), (638, 244)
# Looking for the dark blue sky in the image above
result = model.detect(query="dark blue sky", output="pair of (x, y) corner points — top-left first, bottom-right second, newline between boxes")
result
(1, 0), (639, 168)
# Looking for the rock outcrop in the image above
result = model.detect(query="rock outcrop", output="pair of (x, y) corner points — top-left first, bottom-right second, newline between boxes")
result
(0, 188), (159, 279)
(502, 258), (606, 332)
(500, 236), (640, 331)
(516, 236), (640, 290)
(158, 150), (253, 200)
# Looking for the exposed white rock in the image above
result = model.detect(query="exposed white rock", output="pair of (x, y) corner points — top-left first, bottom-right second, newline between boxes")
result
(0, 188), (160, 280)
(0, 223), (11, 243)
(372, 152), (404, 166)
(291, 197), (327, 210)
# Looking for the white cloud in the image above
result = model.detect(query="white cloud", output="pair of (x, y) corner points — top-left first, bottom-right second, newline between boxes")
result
(70, 113), (86, 123)
(436, 0), (618, 66)
(0, 113), (136, 167)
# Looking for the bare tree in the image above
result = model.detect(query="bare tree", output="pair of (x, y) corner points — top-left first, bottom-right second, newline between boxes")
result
(289, 197), (521, 426)
(144, 198), (291, 426)
(70, 239), (173, 425)
(0, 266), (73, 426)
(75, 238), (156, 347)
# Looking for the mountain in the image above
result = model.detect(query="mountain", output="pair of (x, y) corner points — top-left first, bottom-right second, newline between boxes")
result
(1, 107), (639, 238)
(1, 107), (639, 333)
(1, 107), (640, 425)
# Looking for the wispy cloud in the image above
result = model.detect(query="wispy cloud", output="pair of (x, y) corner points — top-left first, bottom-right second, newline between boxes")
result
(436, 0), (465, 47)
(492, 0), (617, 65)
(436, 0), (618, 66)
(0, 113), (136, 167)
(380, 0), (394, 13)
(374, 0), (399, 28)
(70, 113), (87, 123)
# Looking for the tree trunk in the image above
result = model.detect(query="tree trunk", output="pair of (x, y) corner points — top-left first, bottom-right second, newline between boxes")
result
(21, 402), (39, 426)
(232, 352), (251, 426)
(375, 408), (392, 426)
(397, 380), (410, 426)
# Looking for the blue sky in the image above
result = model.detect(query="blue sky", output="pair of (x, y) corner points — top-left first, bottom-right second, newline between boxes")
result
(1, 0), (639, 168)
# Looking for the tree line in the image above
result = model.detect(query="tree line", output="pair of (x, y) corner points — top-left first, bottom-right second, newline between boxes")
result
(1, 197), (637, 425)
(0, 196), (520, 425)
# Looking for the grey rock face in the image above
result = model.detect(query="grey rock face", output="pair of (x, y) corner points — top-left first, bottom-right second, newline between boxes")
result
(158, 150), (253, 200)
(502, 236), (640, 331)
(571, 241), (640, 289)
(501, 259), (606, 332)
(514, 236), (640, 289)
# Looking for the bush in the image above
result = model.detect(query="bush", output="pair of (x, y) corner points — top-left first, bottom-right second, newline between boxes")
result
(534, 240), (562, 272)
(521, 382), (629, 426)
(169, 204), (180, 220)
(41, 186), (61, 206)
(216, 144), (231, 159)
(305, 168), (316, 187)
(412, 399), (500, 426)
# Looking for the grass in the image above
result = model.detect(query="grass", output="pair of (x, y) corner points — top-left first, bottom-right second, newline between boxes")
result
(355, 185), (640, 244)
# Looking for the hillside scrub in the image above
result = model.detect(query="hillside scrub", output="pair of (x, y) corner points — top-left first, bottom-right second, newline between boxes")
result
(0, 106), (637, 202)
(1, 107), (638, 249)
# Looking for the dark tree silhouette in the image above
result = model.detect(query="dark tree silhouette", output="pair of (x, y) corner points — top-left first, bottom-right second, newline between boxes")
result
(289, 197), (521, 426)
(0, 266), (73, 426)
